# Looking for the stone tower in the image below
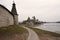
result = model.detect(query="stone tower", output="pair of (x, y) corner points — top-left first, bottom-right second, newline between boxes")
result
(11, 2), (18, 25)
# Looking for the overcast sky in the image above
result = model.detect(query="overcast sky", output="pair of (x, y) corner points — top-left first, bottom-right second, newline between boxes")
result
(0, 0), (60, 22)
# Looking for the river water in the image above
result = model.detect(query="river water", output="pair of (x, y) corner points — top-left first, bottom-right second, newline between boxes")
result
(35, 23), (60, 34)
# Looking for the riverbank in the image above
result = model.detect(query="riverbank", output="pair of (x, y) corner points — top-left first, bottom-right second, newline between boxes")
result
(30, 28), (60, 40)
(0, 25), (29, 40)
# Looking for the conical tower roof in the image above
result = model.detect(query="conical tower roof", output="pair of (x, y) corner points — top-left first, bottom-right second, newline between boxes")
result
(11, 2), (18, 15)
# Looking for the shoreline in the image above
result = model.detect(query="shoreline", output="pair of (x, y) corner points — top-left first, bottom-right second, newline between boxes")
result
(29, 28), (60, 40)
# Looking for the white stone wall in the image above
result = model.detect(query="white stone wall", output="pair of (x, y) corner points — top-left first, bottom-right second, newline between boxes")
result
(14, 15), (18, 25)
(0, 6), (14, 27)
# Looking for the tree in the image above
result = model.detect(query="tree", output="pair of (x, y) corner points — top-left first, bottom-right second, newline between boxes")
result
(32, 16), (36, 20)
(27, 17), (30, 22)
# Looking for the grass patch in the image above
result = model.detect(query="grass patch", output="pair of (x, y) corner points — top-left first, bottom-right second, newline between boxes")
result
(0, 25), (27, 35)
(29, 27), (60, 37)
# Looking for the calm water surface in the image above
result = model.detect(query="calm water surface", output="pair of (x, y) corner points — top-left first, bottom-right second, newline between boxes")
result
(35, 23), (60, 34)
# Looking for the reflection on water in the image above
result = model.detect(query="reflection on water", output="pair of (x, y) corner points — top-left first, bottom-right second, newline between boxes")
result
(35, 23), (60, 34)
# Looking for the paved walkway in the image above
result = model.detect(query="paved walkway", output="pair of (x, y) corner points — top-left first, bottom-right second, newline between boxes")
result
(23, 26), (39, 40)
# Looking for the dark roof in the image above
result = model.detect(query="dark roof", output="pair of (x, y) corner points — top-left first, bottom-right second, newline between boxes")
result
(11, 2), (18, 15)
(0, 4), (14, 16)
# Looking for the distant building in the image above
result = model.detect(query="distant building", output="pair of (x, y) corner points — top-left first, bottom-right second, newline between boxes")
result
(0, 2), (18, 27)
(22, 16), (41, 26)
